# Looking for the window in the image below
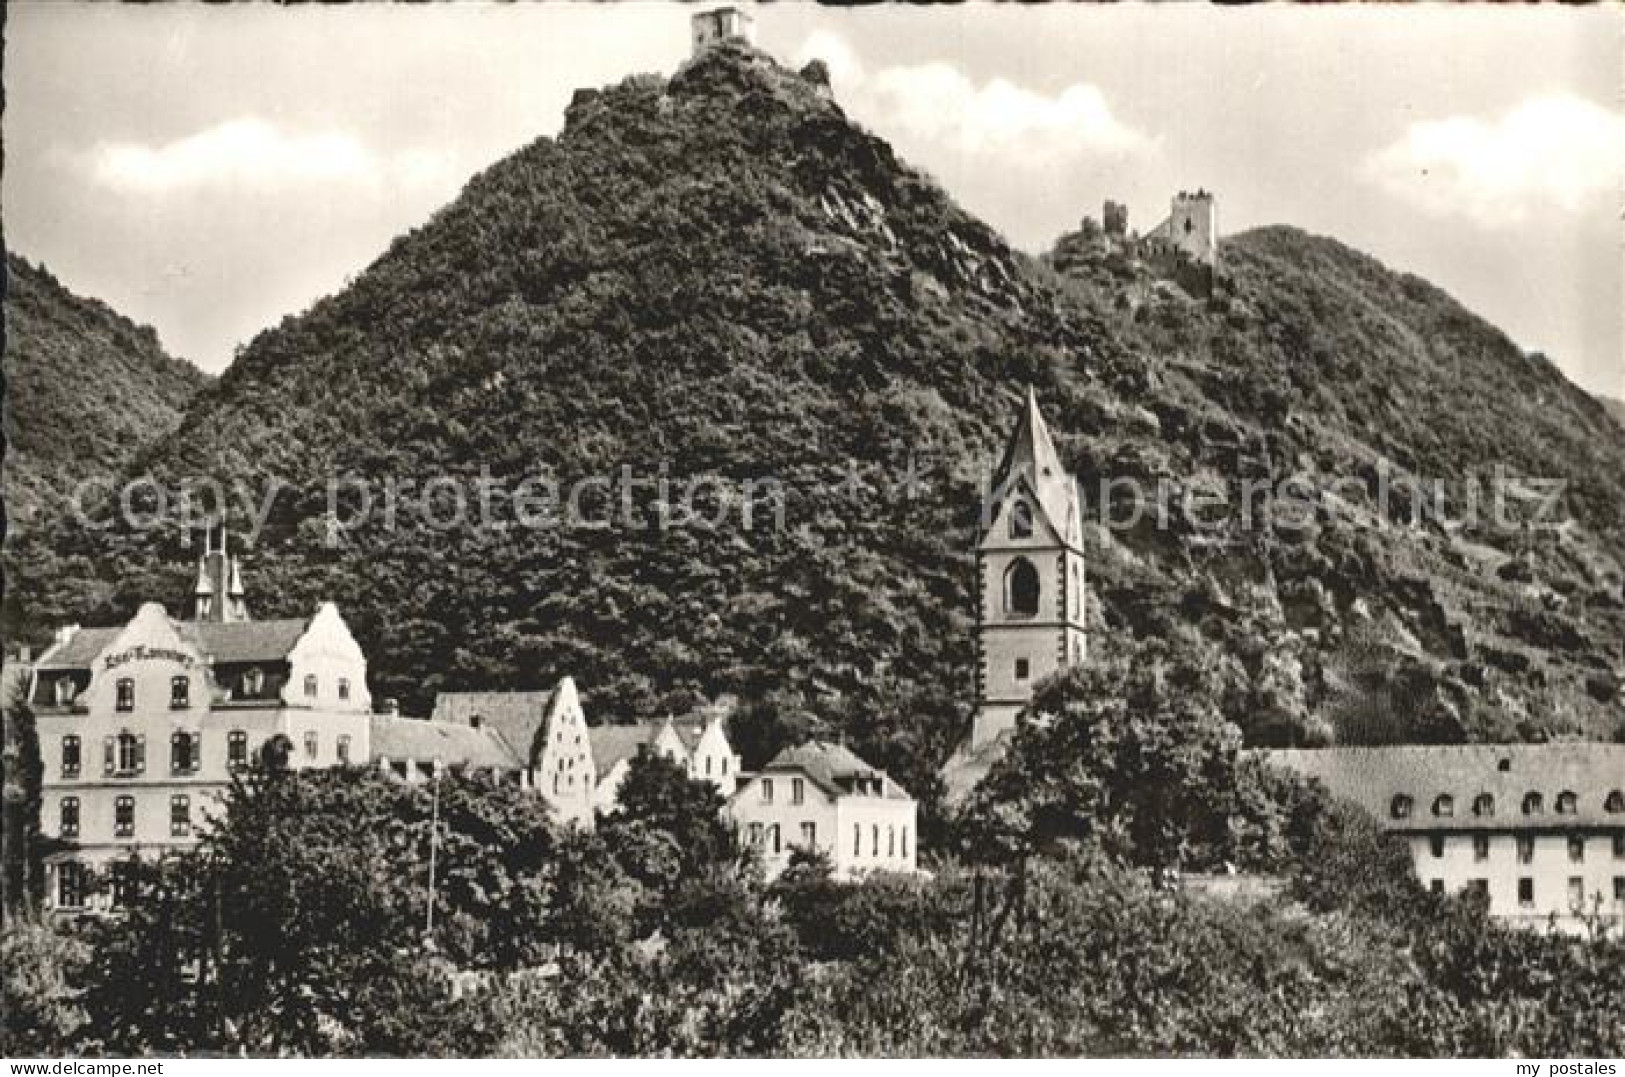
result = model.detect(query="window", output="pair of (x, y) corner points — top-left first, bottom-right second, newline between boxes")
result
(1518, 877), (1534, 907)
(54, 678), (76, 706)
(338, 678), (351, 702)
(760, 778), (774, 805)
(171, 731), (197, 774)
(854, 823), (861, 856)
(303, 674), (318, 698)
(61, 735), (80, 778)
(1429, 834), (1445, 858)
(228, 731), (248, 770)
(114, 796), (135, 838)
(115, 677), (135, 712)
(800, 822), (816, 848)
(748, 822), (763, 847)
(721, 757), (729, 775)
(1472, 793), (1494, 818)
(170, 675), (190, 709)
(1009, 499), (1033, 540)
(770, 824), (781, 854)
(1432, 795), (1454, 818)
(872, 824), (880, 857)
(171, 795), (191, 837)
(1522, 792), (1544, 816)
(1615, 877), (1625, 903)
(705, 756), (713, 776)
(1015, 658), (1030, 681)
(337, 735), (351, 764)
(1390, 794), (1413, 820)
(1606, 791), (1624, 814)
(242, 667), (264, 697)
(1473, 834), (1490, 862)
(60, 797), (79, 839)
(111, 732), (144, 775)
(1429, 879), (1444, 895)
(791, 778), (804, 806)
(902, 827), (910, 859)
(1518, 835), (1535, 864)
(1004, 558), (1041, 619)
(888, 826), (896, 857)
(110, 864), (134, 909)
(1568, 835), (1585, 863)
(304, 731), (318, 761)
(1614, 833), (1625, 860)
(57, 862), (86, 910)
(1467, 879), (1489, 897)
(1556, 791), (1579, 815)
(1568, 877), (1585, 911)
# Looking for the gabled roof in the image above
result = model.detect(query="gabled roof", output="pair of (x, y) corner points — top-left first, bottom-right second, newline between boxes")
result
(761, 739), (912, 801)
(431, 688), (561, 762)
(35, 617), (313, 669)
(986, 388), (1078, 545)
(370, 715), (522, 771)
(587, 722), (665, 778)
(1268, 744), (1625, 831)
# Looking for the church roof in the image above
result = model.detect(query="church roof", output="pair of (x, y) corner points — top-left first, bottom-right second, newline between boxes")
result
(1268, 744), (1625, 832)
(760, 739), (912, 801)
(370, 715), (523, 771)
(988, 388), (1078, 545)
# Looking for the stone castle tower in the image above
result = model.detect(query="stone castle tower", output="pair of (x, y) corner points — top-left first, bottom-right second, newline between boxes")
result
(1162, 189), (1217, 266)
(691, 6), (756, 56)
(971, 389), (1088, 749)
(191, 523), (250, 624)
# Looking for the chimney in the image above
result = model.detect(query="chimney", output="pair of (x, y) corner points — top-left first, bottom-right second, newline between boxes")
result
(54, 625), (80, 646)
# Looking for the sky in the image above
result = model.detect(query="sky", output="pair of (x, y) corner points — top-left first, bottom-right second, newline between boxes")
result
(5, 3), (1622, 399)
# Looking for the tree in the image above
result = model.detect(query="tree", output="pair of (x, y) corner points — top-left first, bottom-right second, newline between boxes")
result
(600, 752), (738, 896)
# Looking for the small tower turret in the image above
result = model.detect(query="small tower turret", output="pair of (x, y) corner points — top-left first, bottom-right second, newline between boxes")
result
(691, 6), (756, 56)
(191, 523), (251, 624)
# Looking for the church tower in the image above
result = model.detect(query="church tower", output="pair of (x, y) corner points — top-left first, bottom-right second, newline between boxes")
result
(972, 389), (1087, 748)
(191, 523), (250, 624)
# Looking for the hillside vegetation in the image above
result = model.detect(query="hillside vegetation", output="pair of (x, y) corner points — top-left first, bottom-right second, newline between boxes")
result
(9, 44), (1624, 811)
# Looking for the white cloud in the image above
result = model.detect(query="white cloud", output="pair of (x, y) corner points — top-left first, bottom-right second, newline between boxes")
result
(794, 32), (1154, 167)
(86, 118), (458, 195)
(1365, 95), (1625, 227)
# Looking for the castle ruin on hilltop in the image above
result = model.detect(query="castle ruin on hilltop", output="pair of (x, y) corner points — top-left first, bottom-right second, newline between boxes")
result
(1059, 190), (1221, 300)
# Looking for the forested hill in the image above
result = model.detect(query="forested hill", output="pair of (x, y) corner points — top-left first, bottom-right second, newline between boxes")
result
(9, 43), (1624, 807)
(1601, 395), (1625, 429)
(3, 256), (209, 629)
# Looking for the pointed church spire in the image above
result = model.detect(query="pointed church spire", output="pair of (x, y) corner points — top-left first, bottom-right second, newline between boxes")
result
(989, 386), (1076, 544)
(191, 520), (252, 623)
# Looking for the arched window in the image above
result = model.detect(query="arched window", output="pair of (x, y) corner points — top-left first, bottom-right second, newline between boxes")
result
(1004, 557), (1041, 619)
(1009, 499), (1033, 540)
(1555, 790), (1578, 815)
(1389, 794), (1413, 820)
(1605, 790), (1624, 814)
(1432, 794), (1454, 818)
(1522, 792), (1543, 815)
(1472, 793), (1494, 818)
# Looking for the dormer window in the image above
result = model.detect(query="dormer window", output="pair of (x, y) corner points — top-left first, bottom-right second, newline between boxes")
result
(242, 667), (264, 697)
(1523, 792), (1543, 815)
(1471, 793), (1494, 818)
(115, 678), (135, 712)
(1432, 794), (1454, 818)
(303, 674), (318, 699)
(54, 678), (76, 706)
(1555, 791), (1578, 815)
(1390, 794), (1413, 820)
(1009, 499), (1033, 540)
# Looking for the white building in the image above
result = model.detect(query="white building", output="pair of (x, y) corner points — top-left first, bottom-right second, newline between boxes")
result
(31, 535), (374, 912)
(1271, 744), (1625, 935)
(728, 740), (917, 878)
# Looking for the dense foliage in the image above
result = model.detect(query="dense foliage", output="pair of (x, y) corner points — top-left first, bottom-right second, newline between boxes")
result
(5, 660), (1621, 1058)
(7, 44), (1625, 819)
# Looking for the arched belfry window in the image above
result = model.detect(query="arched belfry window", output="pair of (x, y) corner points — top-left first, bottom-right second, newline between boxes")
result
(1004, 558), (1041, 619)
(1009, 499), (1033, 540)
